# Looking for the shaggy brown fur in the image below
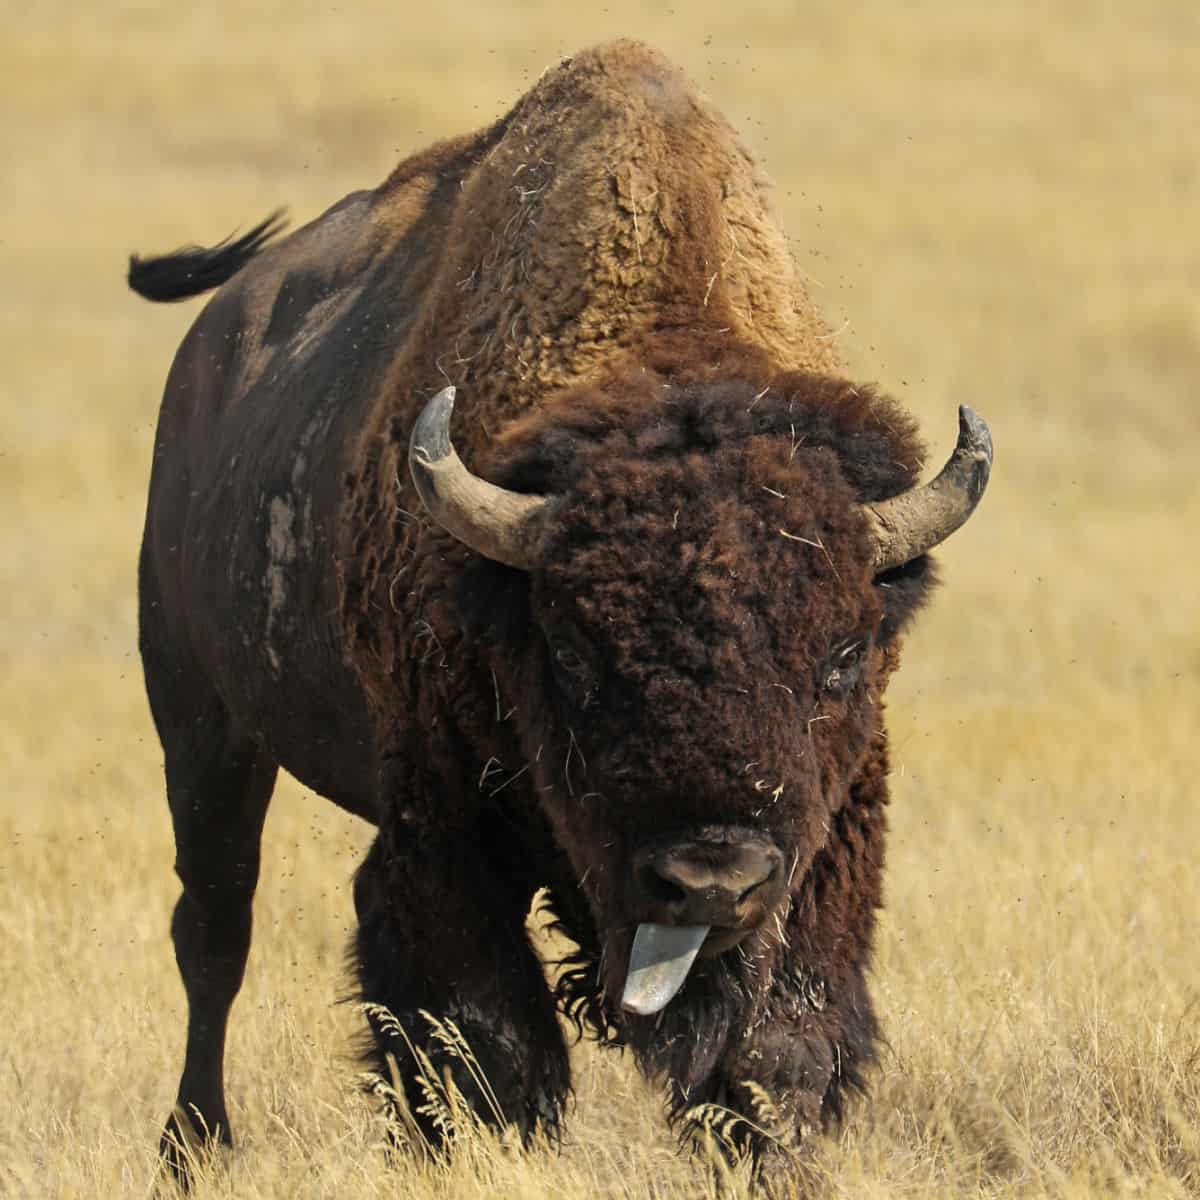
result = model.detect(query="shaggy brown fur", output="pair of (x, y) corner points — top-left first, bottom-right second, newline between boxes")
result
(131, 39), (951, 1181)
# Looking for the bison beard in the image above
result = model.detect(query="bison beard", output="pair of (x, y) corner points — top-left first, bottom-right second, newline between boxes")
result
(543, 735), (892, 1161)
(129, 38), (991, 1185)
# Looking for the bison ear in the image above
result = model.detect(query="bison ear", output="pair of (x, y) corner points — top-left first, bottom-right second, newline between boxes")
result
(876, 554), (938, 644)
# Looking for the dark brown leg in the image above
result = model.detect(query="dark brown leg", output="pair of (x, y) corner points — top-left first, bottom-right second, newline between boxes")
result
(352, 817), (571, 1149)
(141, 582), (278, 1184)
(157, 713), (276, 1180)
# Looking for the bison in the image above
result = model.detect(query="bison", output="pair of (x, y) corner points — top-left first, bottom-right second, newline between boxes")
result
(129, 40), (991, 1178)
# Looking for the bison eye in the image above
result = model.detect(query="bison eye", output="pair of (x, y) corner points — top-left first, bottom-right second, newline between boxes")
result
(823, 639), (868, 697)
(554, 645), (586, 675)
(547, 632), (599, 711)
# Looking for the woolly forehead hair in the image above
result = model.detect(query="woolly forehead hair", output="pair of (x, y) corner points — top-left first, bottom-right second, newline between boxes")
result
(455, 358), (938, 657)
(482, 358), (928, 508)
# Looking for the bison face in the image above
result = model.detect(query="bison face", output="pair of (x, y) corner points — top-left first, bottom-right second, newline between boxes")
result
(517, 426), (892, 1012)
(414, 365), (989, 1017)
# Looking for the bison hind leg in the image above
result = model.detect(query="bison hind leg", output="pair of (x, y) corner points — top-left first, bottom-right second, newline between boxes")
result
(141, 605), (278, 1184)
(155, 717), (277, 1184)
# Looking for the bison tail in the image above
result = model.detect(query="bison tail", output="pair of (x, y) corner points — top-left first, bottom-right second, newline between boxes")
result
(127, 210), (287, 302)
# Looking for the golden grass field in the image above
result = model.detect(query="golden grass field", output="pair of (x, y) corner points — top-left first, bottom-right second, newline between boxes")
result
(3, 2), (1198, 1195)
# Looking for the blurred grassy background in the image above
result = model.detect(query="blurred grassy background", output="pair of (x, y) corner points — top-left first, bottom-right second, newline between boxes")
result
(2, 2), (1198, 1196)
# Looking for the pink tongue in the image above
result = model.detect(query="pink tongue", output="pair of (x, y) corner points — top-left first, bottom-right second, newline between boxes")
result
(620, 924), (710, 1015)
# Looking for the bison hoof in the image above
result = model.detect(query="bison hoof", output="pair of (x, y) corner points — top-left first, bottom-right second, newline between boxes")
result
(158, 1104), (231, 1189)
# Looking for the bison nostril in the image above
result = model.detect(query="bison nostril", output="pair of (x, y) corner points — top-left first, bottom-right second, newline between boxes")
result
(737, 866), (777, 905)
(641, 866), (688, 907)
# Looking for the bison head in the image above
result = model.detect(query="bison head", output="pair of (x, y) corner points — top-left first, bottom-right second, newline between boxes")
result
(410, 362), (990, 1041)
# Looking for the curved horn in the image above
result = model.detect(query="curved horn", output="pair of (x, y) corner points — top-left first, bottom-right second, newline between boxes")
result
(862, 405), (993, 572)
(409, 386), (551, 570)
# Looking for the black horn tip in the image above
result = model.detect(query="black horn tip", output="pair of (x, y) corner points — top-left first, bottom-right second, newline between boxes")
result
(956, 405), (994, 467)
(410, 386), (457, 465)
(954, 406), (993, 501)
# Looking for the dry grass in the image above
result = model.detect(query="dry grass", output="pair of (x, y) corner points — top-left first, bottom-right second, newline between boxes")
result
(3, 2), (1199, 1196)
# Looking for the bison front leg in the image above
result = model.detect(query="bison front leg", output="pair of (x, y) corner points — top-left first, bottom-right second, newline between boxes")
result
(698, 751), (891, 1168)
(352, 825), (570, 1149)
(701, 968), (878, 1163)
